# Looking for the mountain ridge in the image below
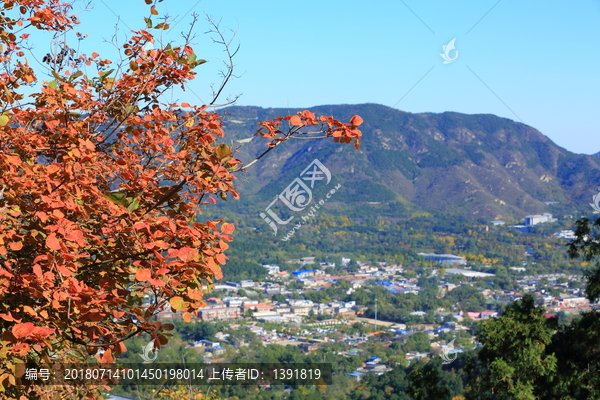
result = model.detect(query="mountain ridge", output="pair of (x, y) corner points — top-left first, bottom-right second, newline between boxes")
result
(217, 103), (600, 220)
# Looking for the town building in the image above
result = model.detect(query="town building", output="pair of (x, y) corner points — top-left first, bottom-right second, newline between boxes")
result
(262, 264), (281, 275)
(198, 306), (241, 321)
(524, 213), (556, 226)
(418, 253), (467, 265)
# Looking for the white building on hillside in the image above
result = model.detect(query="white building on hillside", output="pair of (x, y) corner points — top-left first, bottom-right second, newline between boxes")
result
(524, 213), (556, 226)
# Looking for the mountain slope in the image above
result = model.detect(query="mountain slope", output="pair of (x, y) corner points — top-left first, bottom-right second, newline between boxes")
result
(216, 103), (600, 220)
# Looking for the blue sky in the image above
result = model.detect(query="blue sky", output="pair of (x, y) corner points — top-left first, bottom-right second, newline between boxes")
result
(53, 0), (600, 154)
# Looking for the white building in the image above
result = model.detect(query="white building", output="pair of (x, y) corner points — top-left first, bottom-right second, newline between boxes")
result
(263, 264), (280, 275)
(553, 230), (576, 240)
(418, 253), (467, 265)
(524, 213), (556, 226)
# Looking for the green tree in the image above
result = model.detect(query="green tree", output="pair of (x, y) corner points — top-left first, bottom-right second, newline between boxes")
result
(536, 310), (600, 400)
(175, 321), (218, 342)
(407, 363), (452, 400)
(403, 332), (431, 353)
(568, 217), (600, 302)
(445, 285), (486, 312)
(464, 294), (556, 400)
(272, 294), (287, 303)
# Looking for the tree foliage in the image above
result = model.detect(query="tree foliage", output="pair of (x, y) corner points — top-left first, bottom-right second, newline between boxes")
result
(464, 294), (556, 400)
(0, 1), (363, 398)
(568, 217), (600, 302)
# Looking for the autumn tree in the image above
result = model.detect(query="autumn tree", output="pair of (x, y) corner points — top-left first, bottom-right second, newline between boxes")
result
(0, 1), (363, 398)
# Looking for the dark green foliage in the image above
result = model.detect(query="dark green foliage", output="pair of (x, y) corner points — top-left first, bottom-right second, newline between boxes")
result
(444, 285), (487, 312)
(539, 311), (600, 399)
(403, 332), (431, 353)
(568, 217), (600, 302)
(174, 321), (218, 342)
(407, 363), (451, 400)
(221, 258), (268, 282)
(465, 294), (557, 400)
(367, 149), (422, 178)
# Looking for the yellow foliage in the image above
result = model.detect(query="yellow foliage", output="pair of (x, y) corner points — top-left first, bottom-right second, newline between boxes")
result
(411, 212), (433, 218)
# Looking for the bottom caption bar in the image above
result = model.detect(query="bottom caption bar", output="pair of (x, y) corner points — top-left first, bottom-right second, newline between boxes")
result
(18, 363), (333, 386)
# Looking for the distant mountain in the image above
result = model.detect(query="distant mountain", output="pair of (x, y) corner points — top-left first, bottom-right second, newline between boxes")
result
(217, 104), (600, 220)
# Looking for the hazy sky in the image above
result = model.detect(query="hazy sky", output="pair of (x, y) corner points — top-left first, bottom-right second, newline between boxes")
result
(52, 0), (600, 154)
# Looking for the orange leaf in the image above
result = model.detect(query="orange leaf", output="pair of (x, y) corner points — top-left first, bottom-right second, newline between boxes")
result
(12, 322), (34, 339)
(206, 220), (218, 230)
(148, 278), (165, 286)
(31, 326), (55, 336)
(118, 341), (127, 354)
(289, 115), (303, 126)
(0, 312), (20, 322)
(8, 241), (23, 251)
(176, 247), (198, 262)
(46, 234), (61, 251)
(215, 253), (227, 264)
(350, 115), (363, 126)
(182, 312), (192, 322)
(57, 265), (73, 277)
(187, 288), (204, 300)
(135, 269), (152, 282)
(206, 258), (223, 280)
(33, 264), (43, 280)
(221, 222), (235, 234)
(99, 348), (114, 363)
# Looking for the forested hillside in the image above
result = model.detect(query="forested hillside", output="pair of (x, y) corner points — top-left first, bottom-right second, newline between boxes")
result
(217, 104), (600, 220)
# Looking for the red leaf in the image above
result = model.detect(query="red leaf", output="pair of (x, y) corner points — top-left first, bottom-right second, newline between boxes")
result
(135, 269), (152, 282)
(57, 265), (73, 277)
(177, 247), (198, 262)
(46, 234), (61, 251)
(148, 278), (165, 286)
(221, 222), (235, 234)
(0, 312), (20, 322)
(12, 322), (34, 339)
(8, 242), (23, 251)
(289, 115), (303, 126)
(31, 326), (55, 337)
(33, 264), (43, 280)
(350, 115), (363, 126)
(99, 348), (113, 363)
(206, 220), (218, 230)
(206, 258), (223, 280)
(215, 253), (227, 264)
